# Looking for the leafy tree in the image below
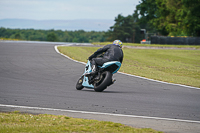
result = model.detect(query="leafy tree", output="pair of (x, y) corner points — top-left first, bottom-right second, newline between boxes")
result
(106, 14), (136, 42)
(151, 0), (200, 36)
(47, 32), (58, 42)
(135, 0), (157, 26)
(151, 0), (184, 36)
(181, 0), (200, 36)
(14, 33), (21, 39)
(133, 0), (200, 36)
(133, 0), (168, 35)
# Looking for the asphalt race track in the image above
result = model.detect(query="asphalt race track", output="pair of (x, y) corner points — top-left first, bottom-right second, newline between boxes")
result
(0, 41), (200, 132)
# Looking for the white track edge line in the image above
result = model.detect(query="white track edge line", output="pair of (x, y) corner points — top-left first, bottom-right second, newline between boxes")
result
(54, 45), (86, 65)
(54, 45), (200, 90)
(1, 104), (200, 124)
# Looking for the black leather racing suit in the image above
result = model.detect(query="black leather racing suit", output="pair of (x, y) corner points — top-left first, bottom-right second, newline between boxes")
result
(88, 44), (123, 67)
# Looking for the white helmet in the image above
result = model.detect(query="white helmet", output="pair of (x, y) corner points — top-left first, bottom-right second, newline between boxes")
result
(113, 40), (123, 48)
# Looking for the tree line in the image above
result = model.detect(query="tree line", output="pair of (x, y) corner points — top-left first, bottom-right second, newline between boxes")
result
(0, 28), (106, 43)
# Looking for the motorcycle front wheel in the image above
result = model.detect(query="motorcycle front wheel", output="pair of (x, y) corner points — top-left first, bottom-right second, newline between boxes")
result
(76, 76), (84, 90)
(94, 71), (112, 92)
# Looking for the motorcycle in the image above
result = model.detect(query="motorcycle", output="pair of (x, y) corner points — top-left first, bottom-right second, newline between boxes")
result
(76, 60), (121, 92)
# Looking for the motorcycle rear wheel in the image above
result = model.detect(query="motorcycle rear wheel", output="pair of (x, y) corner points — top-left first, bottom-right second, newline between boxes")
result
(94, 71), (112, 92)
(76, 76), (84, 90)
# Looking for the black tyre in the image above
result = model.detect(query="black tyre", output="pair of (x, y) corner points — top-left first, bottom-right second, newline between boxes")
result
(94, 71), (112, 92)
(76, 76), (84, 90)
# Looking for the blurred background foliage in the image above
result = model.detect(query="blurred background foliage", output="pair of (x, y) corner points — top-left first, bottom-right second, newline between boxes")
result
(1, 0), (199, 43)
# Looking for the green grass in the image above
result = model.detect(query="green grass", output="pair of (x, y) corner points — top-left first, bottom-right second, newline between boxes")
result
(57, 46), (200, 88)
(0, 112), (162, 133)
(0, 38), (21, 41)
(92, 42), (200, 49)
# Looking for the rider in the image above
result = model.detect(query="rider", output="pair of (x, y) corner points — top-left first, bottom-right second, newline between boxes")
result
(86, 40), (123, 75)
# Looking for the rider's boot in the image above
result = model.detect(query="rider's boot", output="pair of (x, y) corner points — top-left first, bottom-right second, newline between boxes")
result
(84, 65), (97, 76)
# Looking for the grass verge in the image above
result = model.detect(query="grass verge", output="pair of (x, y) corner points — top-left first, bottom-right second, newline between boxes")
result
(92, 42), (200, 49)
(57, 46), (200, 88)
(0, 112), (162, 133)
(0, 38), (21, 41)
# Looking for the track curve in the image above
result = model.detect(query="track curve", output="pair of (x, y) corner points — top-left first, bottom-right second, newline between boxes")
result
(0, 41), (200, 131)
